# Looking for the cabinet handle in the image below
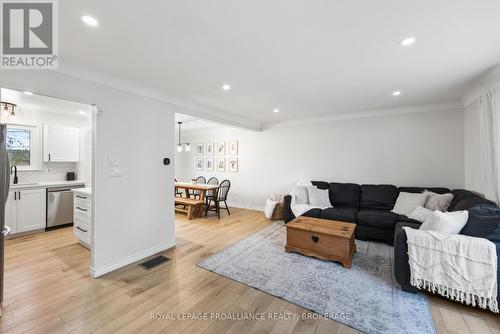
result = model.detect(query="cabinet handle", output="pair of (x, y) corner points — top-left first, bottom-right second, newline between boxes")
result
(18, 191), (21, 200)
(48, 153), (51, 162)
(14, 192), (16, 200)
(76, 226), (88, 233)
(76, 206), (87, 212)
(76, 195), (87, 199)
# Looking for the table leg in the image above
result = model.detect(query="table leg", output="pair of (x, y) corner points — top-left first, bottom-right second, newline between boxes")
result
(199, 190), (206, 218)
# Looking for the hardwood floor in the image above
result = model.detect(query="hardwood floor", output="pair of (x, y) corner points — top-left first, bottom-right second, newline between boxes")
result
(0, 208), (498, 333)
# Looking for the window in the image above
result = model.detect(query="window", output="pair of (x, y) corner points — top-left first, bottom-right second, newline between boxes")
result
(6, 124), (40, 170)
(7, 127), (31, 166)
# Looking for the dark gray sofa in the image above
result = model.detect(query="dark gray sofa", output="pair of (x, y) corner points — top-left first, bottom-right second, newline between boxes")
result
(394, 189), (500, 300)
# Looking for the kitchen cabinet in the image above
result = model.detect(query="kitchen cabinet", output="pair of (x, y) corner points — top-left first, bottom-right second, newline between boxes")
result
(43, 125), (80, 162)
(6, 188), (46, 235)
(73, 188), (92, 248)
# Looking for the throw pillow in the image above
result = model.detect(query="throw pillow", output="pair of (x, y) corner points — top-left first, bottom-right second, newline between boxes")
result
(407, 206), (433, 223)
(291, 185), (309, 204)
(424, 191), (454, 212)
(419, 210), (469, 234)
(307, 187), (331, 208)
(391, 192), (429, 216)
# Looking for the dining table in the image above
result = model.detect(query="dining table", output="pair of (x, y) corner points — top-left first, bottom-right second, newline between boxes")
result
(174, 182), (220, 218)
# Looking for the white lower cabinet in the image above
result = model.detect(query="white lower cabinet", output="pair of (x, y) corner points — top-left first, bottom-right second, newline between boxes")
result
(73, 191), (92, 248)
(6, 188), (46, 235)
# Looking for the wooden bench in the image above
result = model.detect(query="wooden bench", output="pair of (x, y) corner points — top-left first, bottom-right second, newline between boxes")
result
(175, 198), (204, 220)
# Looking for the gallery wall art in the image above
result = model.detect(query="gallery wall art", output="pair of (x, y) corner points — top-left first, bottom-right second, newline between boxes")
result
(194, 140), (239, 173)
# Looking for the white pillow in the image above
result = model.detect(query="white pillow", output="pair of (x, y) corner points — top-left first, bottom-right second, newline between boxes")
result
(307, 187), (331, 208)
(407, 206), (433, 223)
(419, 210), (469, 234)
(391, 192), (429, 216)
(424, 191), (454, 212)
(291, 185), (309, 204)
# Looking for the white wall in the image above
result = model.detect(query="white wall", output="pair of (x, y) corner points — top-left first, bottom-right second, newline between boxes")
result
(176, 108), (465, 209)
(0, 71), (175, 277)
(464, 101), (483, 194)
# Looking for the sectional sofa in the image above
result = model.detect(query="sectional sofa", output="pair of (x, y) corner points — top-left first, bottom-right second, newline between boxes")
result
(283, 181), (499, 300)
(284, 182), (495, 244)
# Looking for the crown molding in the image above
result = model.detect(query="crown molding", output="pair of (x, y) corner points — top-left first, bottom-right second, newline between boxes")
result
(57, 62), (262, 131)
(261, 101), (464, 130)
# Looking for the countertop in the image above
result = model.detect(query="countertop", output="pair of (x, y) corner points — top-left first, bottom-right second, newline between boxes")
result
(9, 180), (86, 190)
(72, 187), (92, 195)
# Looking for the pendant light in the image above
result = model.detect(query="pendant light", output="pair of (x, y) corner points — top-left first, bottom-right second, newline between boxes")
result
(1, 102), (17, 116)
(176, 122), (190, 152)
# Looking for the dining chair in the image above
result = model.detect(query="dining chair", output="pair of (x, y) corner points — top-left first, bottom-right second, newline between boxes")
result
(191, 176), (206, 199)
(174, 178), (183, 197)
(205, 179), (231, 219)
(205, 177), (219, 205)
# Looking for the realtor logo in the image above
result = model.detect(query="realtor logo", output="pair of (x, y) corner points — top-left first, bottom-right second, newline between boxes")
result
(1, 0), (58, 69)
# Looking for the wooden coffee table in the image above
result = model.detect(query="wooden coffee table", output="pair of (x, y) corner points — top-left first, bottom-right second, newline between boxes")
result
(285, 216), (356, 268)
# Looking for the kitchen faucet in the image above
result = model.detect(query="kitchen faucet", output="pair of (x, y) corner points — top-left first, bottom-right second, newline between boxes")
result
(10, 165), (18, 184)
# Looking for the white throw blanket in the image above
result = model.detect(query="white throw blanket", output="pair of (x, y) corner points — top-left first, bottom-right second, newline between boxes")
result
(403, 227), (499, 313)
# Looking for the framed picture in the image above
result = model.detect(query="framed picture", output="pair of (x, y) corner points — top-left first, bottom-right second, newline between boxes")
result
(206, 142), (214, 155)
(229, 140), (238, 155)
(196, 143), (204, 156)
(217, 141), (226, 155)
(196, 158), (204, 171)
(229, 158), (238, 172)
(205, 158), (214, 171)
(217, 158), (225, 172)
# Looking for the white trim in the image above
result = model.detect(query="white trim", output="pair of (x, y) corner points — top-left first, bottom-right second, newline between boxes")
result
(227, 201), (264, 212)
(89, 240), (176, 278)
(262, 101), (464, 129)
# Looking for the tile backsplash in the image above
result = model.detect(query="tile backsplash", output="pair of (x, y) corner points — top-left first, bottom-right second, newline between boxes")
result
(12, 162), (78, 184)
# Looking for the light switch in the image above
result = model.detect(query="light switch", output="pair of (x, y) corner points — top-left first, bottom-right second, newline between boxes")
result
(109, 160), (123, 177)
(109, 167), (122, 177)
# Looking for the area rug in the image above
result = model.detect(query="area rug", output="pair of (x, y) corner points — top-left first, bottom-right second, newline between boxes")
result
(198, 222), (435, 334)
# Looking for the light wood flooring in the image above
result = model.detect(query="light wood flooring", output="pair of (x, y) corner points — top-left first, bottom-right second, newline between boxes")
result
(0, 208), (498, 333)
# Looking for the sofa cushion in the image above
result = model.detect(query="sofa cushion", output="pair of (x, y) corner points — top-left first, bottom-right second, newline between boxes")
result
(302, 208), (323, 219)
(397, 214), (422, 225)
(449, 189), (496, 211)
(311, 181), (329, 190)
(357, 208), (399, 230)
(461, 204), (500, 240)
(360, 184), (398, 210)
(398, 187), (450, 195)
(329, 182), (360, 208)
(320, 207), (357, 223)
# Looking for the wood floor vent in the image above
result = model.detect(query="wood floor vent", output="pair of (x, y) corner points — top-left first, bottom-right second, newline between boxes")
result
(139, 255), (170, 270)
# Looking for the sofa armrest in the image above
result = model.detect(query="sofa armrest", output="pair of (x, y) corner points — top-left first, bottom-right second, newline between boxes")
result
(394, 222), (421, 293)
(283, 195), (295, 223)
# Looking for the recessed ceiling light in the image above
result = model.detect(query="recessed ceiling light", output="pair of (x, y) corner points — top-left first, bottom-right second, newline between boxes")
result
(23, 91), (33, 95)
(81, 15), (99, 27)
(400, 37), (416, 46)
(222, 84), (231, 91)
(273, 108), (280, 113)
(392, 91), (401, 96)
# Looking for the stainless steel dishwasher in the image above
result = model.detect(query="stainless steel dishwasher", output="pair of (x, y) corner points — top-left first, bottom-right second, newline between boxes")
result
(47, 185), (84, 228)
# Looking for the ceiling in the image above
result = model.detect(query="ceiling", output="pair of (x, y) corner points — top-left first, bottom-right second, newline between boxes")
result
(175, 113), (226, 131)
(1, 88), (92, 116)
(59, 0), (500, 128)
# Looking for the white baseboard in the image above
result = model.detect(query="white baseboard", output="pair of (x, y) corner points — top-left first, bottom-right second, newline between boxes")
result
(226, 201), (264, 212)
(89, 240), (176, 278)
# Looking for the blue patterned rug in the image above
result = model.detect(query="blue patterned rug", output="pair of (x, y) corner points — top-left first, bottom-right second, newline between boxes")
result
(198, 222), (435, 334)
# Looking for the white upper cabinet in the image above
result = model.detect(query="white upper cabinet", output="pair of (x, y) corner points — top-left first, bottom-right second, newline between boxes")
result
(43, 125), (80, 162)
